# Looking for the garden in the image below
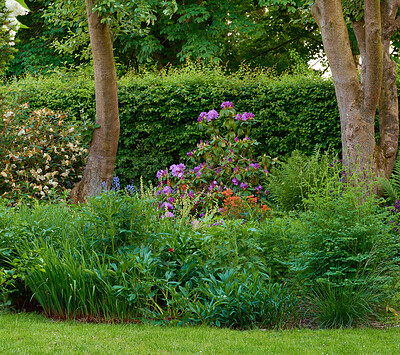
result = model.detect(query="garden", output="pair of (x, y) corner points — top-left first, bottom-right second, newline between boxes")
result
(2, 0), (400, 353)
(1, 87), (400, 332)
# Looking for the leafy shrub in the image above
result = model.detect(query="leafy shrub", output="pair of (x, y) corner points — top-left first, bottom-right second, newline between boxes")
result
(170, 268), (298, 329)
(154, 102), (274, 218)
(267, 148), (341, 211)
(0, 104), (88, 204)
(297, 182), (396, 287)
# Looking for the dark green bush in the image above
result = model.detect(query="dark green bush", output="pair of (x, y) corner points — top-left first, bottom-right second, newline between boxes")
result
(2, 65), (341, 183)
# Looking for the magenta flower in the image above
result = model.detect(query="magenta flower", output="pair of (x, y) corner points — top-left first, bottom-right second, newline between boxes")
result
(242, 112), (254, 121)
(232, 178), (239, 185)
(198, 112), (207, 122)
(170, 163), (186, 179)
(156, 169), (168, 180)
(208, 180), (218, 191)
(255, 185), (263, 192)
(161, 202), (174, 210)
(235, 114), (242, 121)
(250, 163), (260, 169)
(161, 211), (175, 218)
(221, 101), (234, 109)
(206, 110), (219, 121)
(162, 186), (173, 195)
(240, 182), (248, 190)
(234, 137), (239, 142)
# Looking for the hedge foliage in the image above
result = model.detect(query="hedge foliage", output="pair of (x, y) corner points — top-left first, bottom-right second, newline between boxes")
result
(1, 65), (341, 183)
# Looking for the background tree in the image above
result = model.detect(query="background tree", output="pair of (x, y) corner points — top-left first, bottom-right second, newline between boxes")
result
(55, 0), (178, 202)
(265, 0), (399, 181)
(0, 0), (29, 75)
(69, 0), (119, 203)
(5, 0), (86, 77)
(312, 0), (399, 179)
(9, 0), (323, 75)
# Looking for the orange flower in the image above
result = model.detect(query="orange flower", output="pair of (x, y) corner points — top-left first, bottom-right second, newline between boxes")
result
(261, 205), (270, 211)
(182, 184), (187, 191)
(221, 189), (233, 197)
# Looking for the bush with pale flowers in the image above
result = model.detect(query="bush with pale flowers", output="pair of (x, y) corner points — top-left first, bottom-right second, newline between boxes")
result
(0, 104), (88, 204)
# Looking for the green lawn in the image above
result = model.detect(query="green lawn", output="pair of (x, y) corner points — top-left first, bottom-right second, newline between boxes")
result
(0, 312), (399, 354)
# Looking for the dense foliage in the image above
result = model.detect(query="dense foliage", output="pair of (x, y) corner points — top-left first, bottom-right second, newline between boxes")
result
(1, 66), (341, 184)
(0, 104), (88, 204)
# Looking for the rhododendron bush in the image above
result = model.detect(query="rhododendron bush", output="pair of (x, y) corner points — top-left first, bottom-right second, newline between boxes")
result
(0, 104), (88, 204)
(155, 102), (276, 219)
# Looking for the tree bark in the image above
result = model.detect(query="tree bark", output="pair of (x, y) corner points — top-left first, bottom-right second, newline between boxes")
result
(311, 0), (399, 182)
(70, 0), (120, 203)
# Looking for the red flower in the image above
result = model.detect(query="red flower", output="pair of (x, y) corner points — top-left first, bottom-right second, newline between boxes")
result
(168, 248), (174, 252)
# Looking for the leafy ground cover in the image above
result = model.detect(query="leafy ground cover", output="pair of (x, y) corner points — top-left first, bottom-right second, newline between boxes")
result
(1, 312), (400, 355)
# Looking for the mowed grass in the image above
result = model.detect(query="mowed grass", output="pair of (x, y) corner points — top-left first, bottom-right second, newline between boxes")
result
(0, 312), (400, 354)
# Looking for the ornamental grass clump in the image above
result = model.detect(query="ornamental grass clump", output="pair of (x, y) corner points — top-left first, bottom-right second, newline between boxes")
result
(155, 102), (276, 219)
(0, 104), (88, 205)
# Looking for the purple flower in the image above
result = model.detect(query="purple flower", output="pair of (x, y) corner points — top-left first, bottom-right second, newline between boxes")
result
(232, 178), (239, 185)
(240, 182), (248, 190)
(234, 137), (239, 142)
(233, 167), (239, 173)
(170, 163), (186, 179)
(188, 190), (194, 198)
(198, 112), (207, 122)
(161, 211), (175, 219)
(192, 220), (200, 228)
(250, 163), (260, 169)
(208, 180), (218, 191)
(162, 186), (173, 195)
(187, 151), (194, 157)
(168, 197), (175, 203)
(126, 184), (135, 194)
(111, 176), (120, 191)
(199, 212), (205, 218)
(264, 169), (269, 174)
(156, 169), (168, 180)
(255, 185), (263, 192)
(161, 202), (174, 210)
(244, 137), (250, 141)
(235, 114), (242, 120)
(206, 110), (219, 122)
(221, 101), (234, 109)
(242, 112), (255, 121)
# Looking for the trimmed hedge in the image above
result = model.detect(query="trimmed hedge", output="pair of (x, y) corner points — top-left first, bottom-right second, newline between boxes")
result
(2, 67), (341, 184)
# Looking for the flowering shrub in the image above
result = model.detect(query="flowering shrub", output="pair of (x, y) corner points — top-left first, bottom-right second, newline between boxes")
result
(155, 102), (276, 218)
(220, 189), (270, 220)
(0, 104), (88, 204)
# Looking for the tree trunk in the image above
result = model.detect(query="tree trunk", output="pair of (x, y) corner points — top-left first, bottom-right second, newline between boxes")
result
(311, 0), (399, 181)
(70, 0), (120, 203)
